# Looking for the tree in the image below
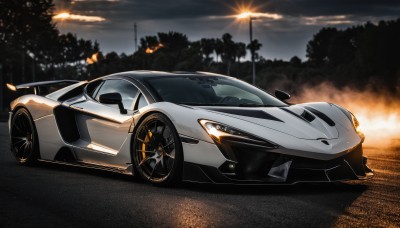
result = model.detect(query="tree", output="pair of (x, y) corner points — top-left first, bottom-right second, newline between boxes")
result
(0, 0), (58, 82)
(139, 36), (159, 50)
(158, 31), (189, 51)
(247, 39), (262, 60)
(200, 38), (215, 64)
(306, 27), (338, 66)
(221, 33), (236, 75)
(214, 38), (224, 63)
(290, 56), (302, 67)
(235, 42), (246, 62)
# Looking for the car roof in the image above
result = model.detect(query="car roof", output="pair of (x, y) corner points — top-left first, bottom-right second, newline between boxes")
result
(103, 70), (231, 81)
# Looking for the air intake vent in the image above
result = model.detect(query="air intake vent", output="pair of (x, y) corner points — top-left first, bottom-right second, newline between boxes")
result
(321, 140), (329, 145)
(304, 107), (336, 126)
(205, 108), (284, 122)
(301, 110), (316, 122)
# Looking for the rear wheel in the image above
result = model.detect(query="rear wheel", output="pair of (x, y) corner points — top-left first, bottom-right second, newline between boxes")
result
(10, 108), (39, 165)
(133, 113), (183, 186)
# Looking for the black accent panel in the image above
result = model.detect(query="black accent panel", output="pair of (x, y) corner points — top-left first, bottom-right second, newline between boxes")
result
(301, 110), (316, 122)
(181, 144), (371, 184)
(344, 145), (366, 176)
(321, 140), (329, 145)
(205, 108), (283, 122)
(326, 163), (358, 181)
(53, 106), (80, 143)
(230, 147), (279, 179)
(180, 136), (199, 144)
(182, 162), (213, 183)
(280, 108), (311, 123)
(54, 147), (77, 162)
(287, 169), (328, 182)
(304, 106), (336, 126)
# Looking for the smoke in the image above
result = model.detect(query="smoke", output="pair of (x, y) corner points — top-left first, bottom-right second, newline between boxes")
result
(290, 82), (400, 148)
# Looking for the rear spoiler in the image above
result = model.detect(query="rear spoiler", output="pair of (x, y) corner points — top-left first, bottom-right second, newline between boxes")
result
(6, 80), (80, 96)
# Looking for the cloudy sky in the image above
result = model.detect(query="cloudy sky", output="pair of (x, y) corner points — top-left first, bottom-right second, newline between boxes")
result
(53, 0), (400, 60)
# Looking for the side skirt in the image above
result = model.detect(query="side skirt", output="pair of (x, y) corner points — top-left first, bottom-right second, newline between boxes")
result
(37, 159), (134, 176)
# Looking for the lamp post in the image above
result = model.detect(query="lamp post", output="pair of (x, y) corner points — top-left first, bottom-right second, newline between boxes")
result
(237, 11), (258, 85)
(249, 16), (256, 85)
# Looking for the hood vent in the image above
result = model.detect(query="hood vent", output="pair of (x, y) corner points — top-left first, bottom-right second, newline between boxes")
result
(280, 108), (313, 124)
(204, 108), (283, 122)
(304, 106), (335, 126)
(301, 110), (316, 122)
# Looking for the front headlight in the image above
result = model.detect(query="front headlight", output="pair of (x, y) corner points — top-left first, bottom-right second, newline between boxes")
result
(350, 113), (365, 139)
(198, 119), (278, 148)
(199, 120), (244, 138)
(332, 104), (365, 140)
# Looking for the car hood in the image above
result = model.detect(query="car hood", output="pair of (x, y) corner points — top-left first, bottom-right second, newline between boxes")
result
(198, 105), (339, 140)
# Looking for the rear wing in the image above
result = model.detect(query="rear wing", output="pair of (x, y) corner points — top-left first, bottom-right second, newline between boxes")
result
(6, 80), (80, 96)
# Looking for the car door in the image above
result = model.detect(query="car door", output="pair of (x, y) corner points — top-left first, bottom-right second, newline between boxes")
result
(70, 78), (140, 164)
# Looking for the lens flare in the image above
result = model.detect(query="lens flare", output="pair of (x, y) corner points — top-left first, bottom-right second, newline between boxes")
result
(237, 12), (253, 19)
(53, 12), (105, 22)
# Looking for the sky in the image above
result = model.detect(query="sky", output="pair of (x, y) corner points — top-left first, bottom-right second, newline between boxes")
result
(52, 0), (400, 60)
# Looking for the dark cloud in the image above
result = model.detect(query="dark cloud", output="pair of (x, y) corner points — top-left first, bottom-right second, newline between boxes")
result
(53, 0), (400, 60)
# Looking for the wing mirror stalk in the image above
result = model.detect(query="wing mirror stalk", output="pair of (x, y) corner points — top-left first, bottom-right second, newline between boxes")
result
(99, 92), (127, 114)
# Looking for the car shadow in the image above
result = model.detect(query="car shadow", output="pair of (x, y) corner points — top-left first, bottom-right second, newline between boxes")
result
(17, 160), (369, 227)
(179, 180), (368, 195)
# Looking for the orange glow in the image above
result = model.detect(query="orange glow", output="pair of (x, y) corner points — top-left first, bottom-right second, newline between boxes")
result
(54, 12), (70, 20)
(6, 83), (17, 91)
(86, 53), (99, 64)
(233, 3), (282, 20)
(145, 43), (164, 54)
(236, 11), (283, 20)
(237, 11), (253, 19)
(292, 82), (400, 148)
(53, 12), (105, 22)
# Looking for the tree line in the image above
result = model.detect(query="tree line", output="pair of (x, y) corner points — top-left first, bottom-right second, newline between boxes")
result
(1, 0), (399, 101)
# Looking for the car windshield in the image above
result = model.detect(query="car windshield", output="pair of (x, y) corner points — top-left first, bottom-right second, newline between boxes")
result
(144, 76), (287, 107)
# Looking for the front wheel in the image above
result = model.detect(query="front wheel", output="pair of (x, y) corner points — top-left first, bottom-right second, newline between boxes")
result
(10, 108), (39, 165)
(132, 113), (183, 186)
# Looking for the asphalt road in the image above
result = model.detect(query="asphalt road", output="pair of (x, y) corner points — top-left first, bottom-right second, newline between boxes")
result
(0, 122), (399, 227)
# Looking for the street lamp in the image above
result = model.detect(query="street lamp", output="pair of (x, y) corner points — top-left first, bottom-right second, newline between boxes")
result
(238, 12), (256, 85)
(249, 16), (256, 85)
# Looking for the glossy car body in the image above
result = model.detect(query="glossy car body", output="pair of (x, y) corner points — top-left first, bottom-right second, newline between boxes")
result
(8, 71), (373, 185)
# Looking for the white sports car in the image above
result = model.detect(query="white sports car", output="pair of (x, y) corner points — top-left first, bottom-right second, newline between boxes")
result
(8, 71), (373, 186)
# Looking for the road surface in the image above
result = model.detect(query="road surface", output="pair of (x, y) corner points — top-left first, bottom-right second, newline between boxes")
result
(0, 122), (399, 227)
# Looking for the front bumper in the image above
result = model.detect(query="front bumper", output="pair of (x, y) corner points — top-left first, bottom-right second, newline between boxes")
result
(182, 144), (373, 185)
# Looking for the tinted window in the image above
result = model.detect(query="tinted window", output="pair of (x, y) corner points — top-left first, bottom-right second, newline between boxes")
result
(137, 93), (148, 109)
(86, 80), (103, 98)
(145, 76), (286, 107)
(95, 79), (138, 110)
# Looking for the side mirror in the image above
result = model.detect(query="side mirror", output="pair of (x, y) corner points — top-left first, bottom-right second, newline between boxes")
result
(99, 92), (127, 114)
(275, 90), (291, 101)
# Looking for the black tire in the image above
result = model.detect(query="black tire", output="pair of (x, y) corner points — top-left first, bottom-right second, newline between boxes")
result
(10, 108), (39, 165)
(132, 113), (183, 186)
